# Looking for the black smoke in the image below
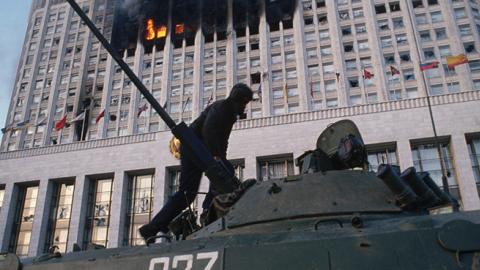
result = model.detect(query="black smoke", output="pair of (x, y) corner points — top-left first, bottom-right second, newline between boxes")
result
(264, 0), (297, 25)
(111, 0), (297, 50)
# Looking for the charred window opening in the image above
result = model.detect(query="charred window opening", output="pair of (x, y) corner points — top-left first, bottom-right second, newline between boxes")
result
(316, 0), (326, 8)
(304, 16), (313, 25)
(234, 0), (260, 37)
(111, 0), (148, 51)
(237, 28), (246, 37)
(375, 4), (386, 14)
(144, 44), (153, 54)
(251, 72), (261, 84)
(265, 0), (297, 30)
(172, 0), (200, 48)
(127, 47), (136, 58)
(238, 44), (246, 53)
(202, 0), (228, 42)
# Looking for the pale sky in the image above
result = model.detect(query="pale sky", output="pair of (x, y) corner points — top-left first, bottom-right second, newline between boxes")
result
(0, 1), (32, 143)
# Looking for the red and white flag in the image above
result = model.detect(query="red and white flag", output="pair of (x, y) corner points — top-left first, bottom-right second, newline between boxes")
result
(137, 103), (148, 118)
(363, 69), (374, 79)
(390, 66), (400, 76)
(95, 109), (105, 124)
(55, 114), (68, 131)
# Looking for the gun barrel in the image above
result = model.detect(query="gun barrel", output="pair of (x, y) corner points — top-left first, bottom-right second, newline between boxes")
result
(377, 164), (417, 208)
(400, 167), (441, 209)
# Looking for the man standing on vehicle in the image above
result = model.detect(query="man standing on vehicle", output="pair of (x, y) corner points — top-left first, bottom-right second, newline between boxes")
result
(139, 83), (253, 243)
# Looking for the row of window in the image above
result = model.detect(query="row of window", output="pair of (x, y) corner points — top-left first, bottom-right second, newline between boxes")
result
(7, 0), (480, 151)
(1, 136), (480, 256)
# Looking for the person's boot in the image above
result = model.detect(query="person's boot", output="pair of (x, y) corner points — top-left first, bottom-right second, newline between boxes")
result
(139, 223), (157, 245)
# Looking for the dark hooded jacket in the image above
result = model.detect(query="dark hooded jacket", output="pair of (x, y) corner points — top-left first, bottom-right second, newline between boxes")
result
(189, 100), (237, 157)
(189, 84), (253, 158)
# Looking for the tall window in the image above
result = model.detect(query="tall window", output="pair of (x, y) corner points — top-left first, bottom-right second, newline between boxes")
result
(125, 175), (154, 246)
(167, 168), (198, 213)
(83, 179), (113, 249)
(45, 182), (75, 253)
(9, 185), (39, 257)
(367, 145), (398, 172)
(232, 162), (245, 181)
(258, 155), (294, 181)
(411, 142), (456, 187)
(467, 138), (480, 183)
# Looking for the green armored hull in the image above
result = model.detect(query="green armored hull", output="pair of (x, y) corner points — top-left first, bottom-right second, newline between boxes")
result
(3, 170), (480, 270)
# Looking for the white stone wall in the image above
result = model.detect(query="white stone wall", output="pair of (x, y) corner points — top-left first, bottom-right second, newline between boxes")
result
(1, 94), (480, 255)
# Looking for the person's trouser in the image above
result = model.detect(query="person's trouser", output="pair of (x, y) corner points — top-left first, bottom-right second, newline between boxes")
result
(148, 147), (234, 234)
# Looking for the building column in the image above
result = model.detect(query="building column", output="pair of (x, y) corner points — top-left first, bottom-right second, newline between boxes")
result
(396, 139), (414, 171)
(226, 0), (236, 91)
(439, 0), (473, 93)
(243, 155), (258, 180)
(0, 183), (17, 252)
(403, 0), (428, 97)
(258, 0), (272, 116)
(292, 1), (309, 111)
(97, 52), (115, 139)
(159, 1), (174, 131)
(107, 170), (128, 248)
(451, 134), (480, 211)
(192, 27), (204, 118)
(362, 0), (387, 103)
(66, 174), (88, 252)
(325, 0), (347, 107)
(29, 179), (52, 257)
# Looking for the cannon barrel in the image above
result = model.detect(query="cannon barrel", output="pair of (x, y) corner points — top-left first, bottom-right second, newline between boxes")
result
(400, 167), (441, 209)
(418, 172), (454, 205)
(377, 164), (418, 209)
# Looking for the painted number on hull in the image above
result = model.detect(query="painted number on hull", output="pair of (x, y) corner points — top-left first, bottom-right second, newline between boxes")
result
(149, 251), (219, 270)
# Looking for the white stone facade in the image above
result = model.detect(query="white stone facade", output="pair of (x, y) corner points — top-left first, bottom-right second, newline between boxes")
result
(1, 0), (480, 258)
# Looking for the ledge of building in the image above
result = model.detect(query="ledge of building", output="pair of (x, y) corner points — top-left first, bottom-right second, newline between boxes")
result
(1, 91), (479, 160)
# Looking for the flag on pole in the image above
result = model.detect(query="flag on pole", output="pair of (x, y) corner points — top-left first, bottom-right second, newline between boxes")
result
(95, 109), (105, 124)
(35, 117), (47, 127)
(206, 93), (214, 106)
(16, 121), (29, 128)
(70, 111), (86, 123)
(137, 103), (148, 118)
(363, 69), (373, 79)
(55, 114), (68, 131)
(182, 97), (191, 113)
(420, 61), (439, 71)
(390, 66), (400, 76)
(446, 54), (468, 69)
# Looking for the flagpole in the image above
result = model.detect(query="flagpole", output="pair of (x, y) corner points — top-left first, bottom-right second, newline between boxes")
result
(361, 68), (369, 104)
(421, 72), (450, 194)
(80, 109), (87, 141)
(406, 3), (451, 195)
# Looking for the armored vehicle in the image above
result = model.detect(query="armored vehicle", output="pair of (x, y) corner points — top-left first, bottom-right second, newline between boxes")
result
(2, 119), (480, 270)
(2, 1), (479, 269)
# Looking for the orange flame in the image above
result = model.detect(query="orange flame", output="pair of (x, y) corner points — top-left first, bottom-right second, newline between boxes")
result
(175, 24), (184, 34)
(146, 19), (156, 41)
(157, 25), (167, 38)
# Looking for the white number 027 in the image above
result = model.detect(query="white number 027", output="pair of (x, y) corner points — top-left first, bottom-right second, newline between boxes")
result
(149, 251), (219, 270)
